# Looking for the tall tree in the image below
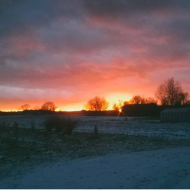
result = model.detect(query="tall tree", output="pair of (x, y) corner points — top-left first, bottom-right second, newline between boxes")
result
(155, 77), (183, 105)
(85, 96), (109, 111)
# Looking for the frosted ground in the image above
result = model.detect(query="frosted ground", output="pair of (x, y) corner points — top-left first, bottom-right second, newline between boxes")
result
(1, 115), (190, 139)
(0, 115), (190, 188)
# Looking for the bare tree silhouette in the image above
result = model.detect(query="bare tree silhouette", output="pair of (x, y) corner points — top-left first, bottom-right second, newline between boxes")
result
(19, 104), (31, 111)
(177, 92), (189, 105)
(41, 102), (57, 111)
(130, 95), (145, 104)
(144, 97), (157, 104)
(85, 96), (109, 111)
(155, 77), (186, 105)
(34, 106), (40, 110)
(126, 96), (157, 105)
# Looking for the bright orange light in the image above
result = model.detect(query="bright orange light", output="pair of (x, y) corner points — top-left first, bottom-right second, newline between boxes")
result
(1, 109), (19, 112)
(47, 93), (131, 111)
(58, 103), (84, 111)
(0, 92), (133, 112)
(106, 92), (131, 110)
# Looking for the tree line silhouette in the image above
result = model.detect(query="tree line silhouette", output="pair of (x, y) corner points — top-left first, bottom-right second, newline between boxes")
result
(84, 78), (190, 112)
(15, 77), (190, 113)
(18, 102), (57, 111)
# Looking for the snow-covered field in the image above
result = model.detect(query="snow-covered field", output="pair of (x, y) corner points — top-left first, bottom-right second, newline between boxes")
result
(1, 147), (190, 189)
(76, 116), (190, 139)
(1, 115), (190, 139)
(1, 115), (190, 188)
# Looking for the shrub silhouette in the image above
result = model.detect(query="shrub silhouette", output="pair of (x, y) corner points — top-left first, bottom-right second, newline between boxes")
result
(62, 116), (79, 135)
(10, 121), (18, 130)
(44, 117), (55, 132)
(44, 116), (79, 135)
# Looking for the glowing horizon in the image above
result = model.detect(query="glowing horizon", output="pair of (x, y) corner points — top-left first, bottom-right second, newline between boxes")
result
(1, 93), (132, 111)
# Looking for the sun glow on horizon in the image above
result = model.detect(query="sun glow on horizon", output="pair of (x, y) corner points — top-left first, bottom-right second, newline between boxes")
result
(57, 103), (84, 112)
(0, 93), (132, 112)
(57, 108), (82, 112)
(1, 109), (20, 112)
(106, 92), (131, 109)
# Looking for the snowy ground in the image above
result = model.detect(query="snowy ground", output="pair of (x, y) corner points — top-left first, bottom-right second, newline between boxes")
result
(76, 116), (190, 139)
(0, 116), (190, 188)
(1, 115), (190, 139)
(1, 147), (190, 189)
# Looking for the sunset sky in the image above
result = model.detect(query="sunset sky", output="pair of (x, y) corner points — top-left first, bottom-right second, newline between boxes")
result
(0, 0), (190, 111)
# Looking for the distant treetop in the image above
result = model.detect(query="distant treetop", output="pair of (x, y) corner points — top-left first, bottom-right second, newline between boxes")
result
(84, 96), (109, 111)
(41, 102), (57, 111)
